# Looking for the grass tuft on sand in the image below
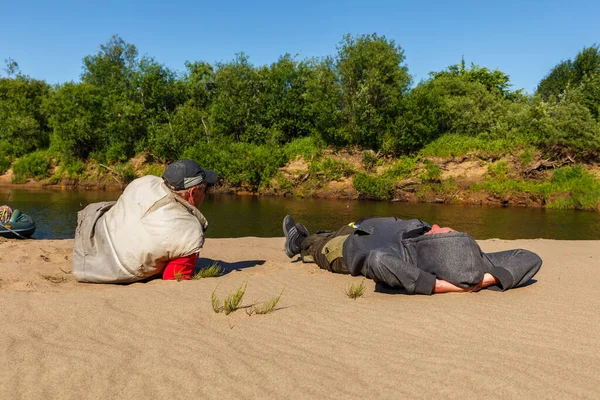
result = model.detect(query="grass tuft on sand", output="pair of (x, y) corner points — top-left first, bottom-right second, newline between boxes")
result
(247, 288), (284, 316)
(39, 274), (67, 284)
(212, 282), (247, 315)
(344, 279), (366, 299)
(192, 262), (224, 279)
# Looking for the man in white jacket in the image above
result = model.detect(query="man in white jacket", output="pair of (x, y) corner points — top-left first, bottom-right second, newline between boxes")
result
(73, 160), (217, 283)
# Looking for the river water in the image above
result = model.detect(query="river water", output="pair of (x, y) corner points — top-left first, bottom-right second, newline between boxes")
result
(1, 187), (599, 240)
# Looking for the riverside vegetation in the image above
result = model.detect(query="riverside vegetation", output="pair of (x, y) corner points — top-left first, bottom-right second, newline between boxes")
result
(2, 35), (600, 210)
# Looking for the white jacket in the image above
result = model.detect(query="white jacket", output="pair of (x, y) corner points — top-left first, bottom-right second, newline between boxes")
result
(72, 175), (208, 283)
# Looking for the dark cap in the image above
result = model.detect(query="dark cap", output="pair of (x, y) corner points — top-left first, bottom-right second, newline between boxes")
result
(162, 160), (218, 190)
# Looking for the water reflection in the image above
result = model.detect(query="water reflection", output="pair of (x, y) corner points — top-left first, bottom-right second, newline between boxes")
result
(1, 187), (599, 240)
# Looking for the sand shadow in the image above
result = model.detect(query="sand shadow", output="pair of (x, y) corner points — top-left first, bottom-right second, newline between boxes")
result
(374, 282), (410, 295)
(487, 278), (538, 291)
(195, 257), (265, 276)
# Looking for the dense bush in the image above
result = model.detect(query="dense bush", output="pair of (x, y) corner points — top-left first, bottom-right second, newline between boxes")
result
(0, 77), (51, 157)
(352, 172), (395, 200)
(0, 156), (11, 175)
(182, 140), (288, 188)
(11, 151), (52, 183)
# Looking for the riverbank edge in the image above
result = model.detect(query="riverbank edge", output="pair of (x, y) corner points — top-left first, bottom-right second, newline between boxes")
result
(2, 153), (600, 211)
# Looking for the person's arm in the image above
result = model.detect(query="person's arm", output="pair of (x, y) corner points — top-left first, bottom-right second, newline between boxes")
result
(162, 253), (198, 280)
(433, 273), (499, 294)
(479, 273), (499, 289)
(363, 248), (437, 295)
(433, 279), (467, 293)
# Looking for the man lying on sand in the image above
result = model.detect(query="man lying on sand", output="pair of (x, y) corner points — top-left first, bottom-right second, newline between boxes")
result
(283, 215), (542, 294)
(72, 160), (217, 283)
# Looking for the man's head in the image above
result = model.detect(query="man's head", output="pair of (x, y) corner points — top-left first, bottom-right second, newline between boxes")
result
(162, 160), (217, 207)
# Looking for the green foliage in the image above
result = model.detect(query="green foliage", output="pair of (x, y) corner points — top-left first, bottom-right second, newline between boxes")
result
(0, 156), (11, 175)
(383, 156), (417, 179)
(192, 262), (224, 279)
(247, 288), (284, 315)
(526, 96), (600, 157)
(209, 53), (263, 143)
(352, 172), (395, 200)
(11, 151), (51, 183)
(473, 164), (600, 210)
(344, 279), (366, 299)
(50, 159), (86, 182)
(336, 33), (411, 149)
(486, 160), (510, 179)
(211, 288), (222, 313)
(112, 162), (136, 183)
(0, 76), (51, 157)
(303, 57), (342, 145)
(419, 160), (442, 183)
(420, 133), (530, 158)
(81, 34), (139, 94)
(361, 151), (378, 172)
(431, 59), (522, 99)
(183, 140), (287, 187)
(3, 34), (600, 204)
(3, 57), (20, 77)
(518, 147), (536, 167)
(537, 44), (600, 100)
(222, 282), (247, 315)
(546, 165), (600, 209)
(395, 71), (513, 152)
(282, 136), (323, 161)
(537, 44), (600, 122)
(148, 101), (207, 161)
(47, 157), (85, 184)
(45, 83), (104, 159)
(141, 163), (165, 177)
(309, 158), (354, 180)
(256, 55), (313, 144)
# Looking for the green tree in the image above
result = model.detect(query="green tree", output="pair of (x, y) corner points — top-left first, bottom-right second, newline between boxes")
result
(209, 53), (263, 143)
(148, 102), (207, 161)
(45, 82), (104, 160)
(336, 33), (411, 149)
(394, 68), (514, 152)
(527, 94), (600, 158)
(135, 56), (185, 121)
(537, 44), (600, 113)
(0, 76), (51, 157)
(431, 59), (523, 99)
(303, 57), (342, 145)
(183, 61), (215, 110)
(256, 54), (312, 144)
(78, 35), (158, 161)
(2, 58), (20, 78)
(81, 34), (139, 96)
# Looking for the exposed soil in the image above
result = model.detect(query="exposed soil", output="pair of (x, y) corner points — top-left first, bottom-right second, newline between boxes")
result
(1, 152), (598, 211)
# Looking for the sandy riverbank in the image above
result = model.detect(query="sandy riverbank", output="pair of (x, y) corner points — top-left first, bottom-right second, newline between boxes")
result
(0, 237), (599, 399)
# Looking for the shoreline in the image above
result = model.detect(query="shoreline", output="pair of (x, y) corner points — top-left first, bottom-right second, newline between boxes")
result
(3, 152), (600, 211)
(1, 237), (599, 398)
(2, 178), (594, 211)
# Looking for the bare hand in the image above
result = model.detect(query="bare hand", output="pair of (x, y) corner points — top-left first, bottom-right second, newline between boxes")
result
(433, 279), (467, 293)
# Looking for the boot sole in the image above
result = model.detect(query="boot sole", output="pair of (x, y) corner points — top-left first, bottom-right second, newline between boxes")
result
(283, 216), (296, 258)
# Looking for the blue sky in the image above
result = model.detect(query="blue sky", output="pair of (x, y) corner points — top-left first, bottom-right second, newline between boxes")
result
(1, 0), (598, 93)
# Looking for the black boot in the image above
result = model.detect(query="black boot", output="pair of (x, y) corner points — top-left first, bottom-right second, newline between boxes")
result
(283, 215), (307, 258)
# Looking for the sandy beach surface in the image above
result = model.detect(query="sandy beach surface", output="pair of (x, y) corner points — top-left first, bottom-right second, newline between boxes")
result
(0, 237), (599, 399)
